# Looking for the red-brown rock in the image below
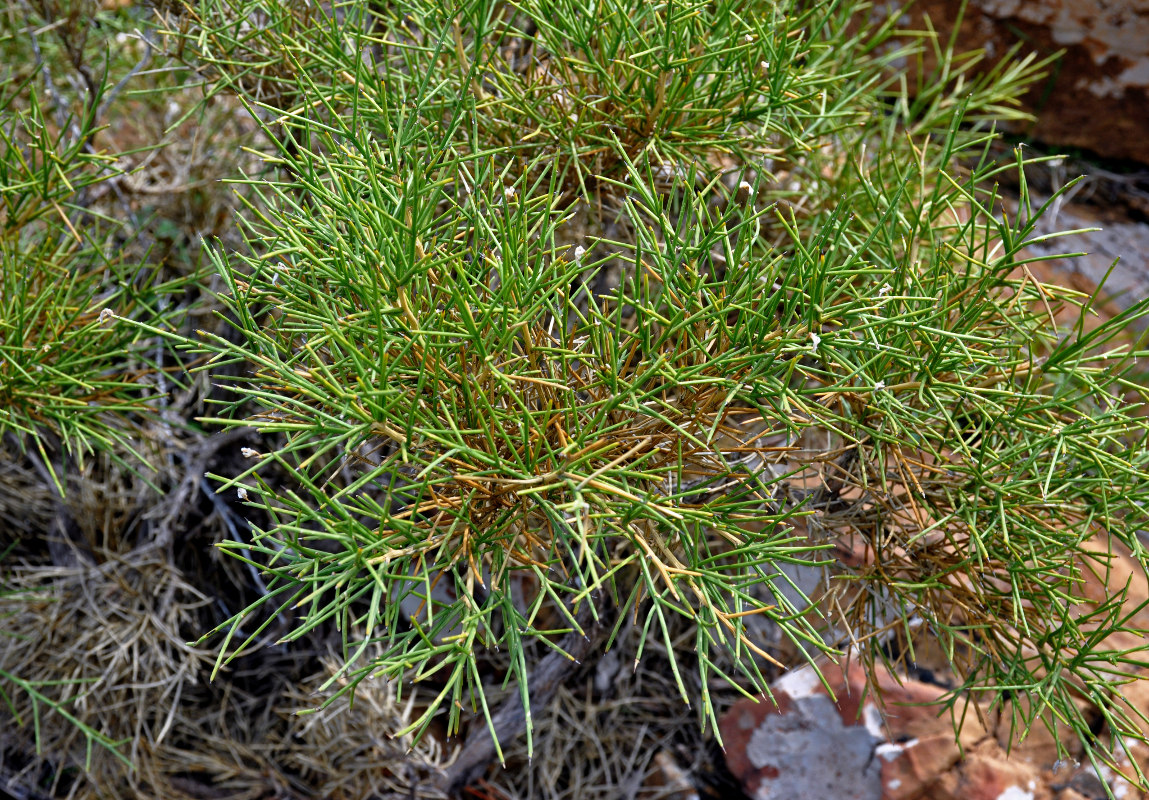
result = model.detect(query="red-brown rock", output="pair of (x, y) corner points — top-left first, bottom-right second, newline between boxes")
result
(895, 0), (1149, 165)
(931, 738), (1050, 800)
(720, 660), (990, 800)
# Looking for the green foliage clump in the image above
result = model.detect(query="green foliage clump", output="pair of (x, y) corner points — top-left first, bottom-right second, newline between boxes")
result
(131, 0), (1149, 773)
(0, 8), (192, 492)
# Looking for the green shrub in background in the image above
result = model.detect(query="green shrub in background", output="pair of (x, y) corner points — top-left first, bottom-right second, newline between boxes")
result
(0, 88), (161, 490)
(0, 4), (200, 766)
(0, 10), (191, 491)
(37, 0), (1149, 780)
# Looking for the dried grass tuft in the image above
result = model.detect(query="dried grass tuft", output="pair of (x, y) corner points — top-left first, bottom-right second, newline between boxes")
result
(0, 553), (214, 798)
(0, 503), (448, 800)
(270, 655), (451, 799)
(487, 616), (760, 800)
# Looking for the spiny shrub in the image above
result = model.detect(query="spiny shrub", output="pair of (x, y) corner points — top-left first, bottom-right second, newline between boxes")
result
(145, 0), (1149, 768)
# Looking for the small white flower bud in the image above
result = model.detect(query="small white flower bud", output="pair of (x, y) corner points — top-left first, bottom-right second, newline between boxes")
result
(877, 283), (892, 297)
(98, 308), (115, 326)
(237, 487), (248, 501)
(574, 246), (586, 262)
(241, 447), (262, 459)
(874, 380), (886, 391)
(809, 332), (821, 351)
